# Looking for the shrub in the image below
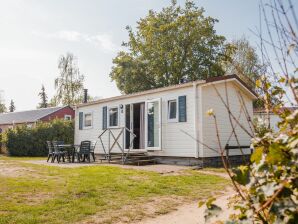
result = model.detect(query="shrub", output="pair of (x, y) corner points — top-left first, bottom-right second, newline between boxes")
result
(5, 119), (74, 156)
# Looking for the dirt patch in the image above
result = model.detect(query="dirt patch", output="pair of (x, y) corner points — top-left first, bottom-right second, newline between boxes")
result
(138, 188), (236, 224)
(196, 170), (229, 179)
(16, 192), (54, 205)
(26, 160), (191, 174)
(79, 196), (186, 224)
(0, 161), (37, 178)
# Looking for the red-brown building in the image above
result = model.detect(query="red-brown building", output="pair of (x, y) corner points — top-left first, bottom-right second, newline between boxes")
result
(0, 106), (74, 133)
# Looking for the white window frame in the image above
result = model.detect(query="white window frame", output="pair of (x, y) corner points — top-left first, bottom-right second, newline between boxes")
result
(83, 112), (93, 129)
(167, 98), (178, 122)
(64, 114), (72, 120)
(108, 106), (119, 128)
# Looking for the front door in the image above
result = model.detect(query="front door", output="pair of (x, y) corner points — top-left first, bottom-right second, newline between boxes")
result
(145, 98), (161, 150)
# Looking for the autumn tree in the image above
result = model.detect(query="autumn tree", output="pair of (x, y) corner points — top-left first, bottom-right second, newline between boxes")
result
(53, 53), (84, 106)
(110, 0), (227, 94)
(8, 100), (15, 112)
(223, 37), (265, 88)
(38, 85), (48, 108)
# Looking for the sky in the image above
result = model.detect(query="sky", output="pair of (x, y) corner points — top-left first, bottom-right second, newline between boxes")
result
(0, 0), (293, 111)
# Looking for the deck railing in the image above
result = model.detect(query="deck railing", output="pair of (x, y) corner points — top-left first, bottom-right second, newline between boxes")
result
(98, 127), (136, 164)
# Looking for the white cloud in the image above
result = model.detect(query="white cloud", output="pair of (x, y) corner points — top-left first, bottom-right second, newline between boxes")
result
(32, 30), (118, 52)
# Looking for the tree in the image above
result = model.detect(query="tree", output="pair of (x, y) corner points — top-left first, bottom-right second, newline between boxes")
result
(223, 37), (265, 88)
(0, 91), (7, 113)
(110, 0), (227, 94)
(8, 100), (15, 112)
(53, 53), (84, 106)
(38, 85), (48, 108)
(223, 37), (271, 109)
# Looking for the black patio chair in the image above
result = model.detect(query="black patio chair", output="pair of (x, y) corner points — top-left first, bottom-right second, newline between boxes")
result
(46, 141), (55, 162)
(52, 140), (66, 163)
(90, 140), (97, 162)
(76, 141), (91, 163)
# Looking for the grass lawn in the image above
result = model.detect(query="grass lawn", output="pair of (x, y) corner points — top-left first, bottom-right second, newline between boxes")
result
(0, 156), (229, 224)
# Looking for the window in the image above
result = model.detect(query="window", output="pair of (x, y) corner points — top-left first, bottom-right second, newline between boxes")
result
(109, 107), (118, 127)
(84, 113), (92, 128)
(64, 115), (72, 120)
(168, 99), (177, 122)
(27, 124), (33, 128)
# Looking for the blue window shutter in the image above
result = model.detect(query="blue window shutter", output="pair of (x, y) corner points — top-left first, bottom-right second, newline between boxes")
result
(102, 106), (107, 129)
(178, 96), (187, 122)
(79, 112), (83, 130)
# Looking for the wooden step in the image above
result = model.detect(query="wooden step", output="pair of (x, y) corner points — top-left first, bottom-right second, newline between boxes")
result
(125, 159), (156, 166)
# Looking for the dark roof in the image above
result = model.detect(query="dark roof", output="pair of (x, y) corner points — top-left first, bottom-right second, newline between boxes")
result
(0, 106), (66, 125)
(206, 74), (258, 97)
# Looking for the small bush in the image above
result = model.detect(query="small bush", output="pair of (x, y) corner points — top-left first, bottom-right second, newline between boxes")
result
(5, 119), (74, 156)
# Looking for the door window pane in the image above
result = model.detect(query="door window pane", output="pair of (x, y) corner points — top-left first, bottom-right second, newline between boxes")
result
(109, 107), (118, 127)
(147, 101), (160, 147)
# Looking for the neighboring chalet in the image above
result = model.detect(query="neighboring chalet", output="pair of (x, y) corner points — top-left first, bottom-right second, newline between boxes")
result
(0, 106), (74, 133)
(75, 75), (257, 166)
(254, 107), (298, 132)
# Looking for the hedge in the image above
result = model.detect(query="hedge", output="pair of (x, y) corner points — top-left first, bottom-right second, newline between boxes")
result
(4, 119), (74, 156)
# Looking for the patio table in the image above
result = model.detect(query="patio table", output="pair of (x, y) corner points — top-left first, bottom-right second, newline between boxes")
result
(58, 144), (80, 163)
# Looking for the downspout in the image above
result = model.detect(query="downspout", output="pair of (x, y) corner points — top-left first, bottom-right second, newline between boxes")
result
(193, 82), (199, 158)
(193, 81), (205, 159)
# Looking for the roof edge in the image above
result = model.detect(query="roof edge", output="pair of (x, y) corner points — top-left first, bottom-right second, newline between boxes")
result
(76, 80), (205, 108)
(205, 74), (258, 98)
(76, 74), (257, 108)
(38, 105), (73, 120)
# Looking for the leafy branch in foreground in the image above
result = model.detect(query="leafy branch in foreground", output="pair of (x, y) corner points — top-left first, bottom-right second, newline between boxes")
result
(200, 0), (298, 222)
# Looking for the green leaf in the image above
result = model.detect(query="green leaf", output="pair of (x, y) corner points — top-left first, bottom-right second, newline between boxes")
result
(267, 143), (287, 165)
(251, 146), (263, 164)
(232, 165), (250, 185)
(198, 201), (205, 208)
(206, 197), (216, 209)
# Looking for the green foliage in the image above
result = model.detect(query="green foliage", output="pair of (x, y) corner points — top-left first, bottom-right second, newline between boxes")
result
(8, 99), (15, 112)
(110, 0), (227, 94)
(38, 85), (48, 108)
(4, 119), (74, 156)
(232, 165), (249, 185)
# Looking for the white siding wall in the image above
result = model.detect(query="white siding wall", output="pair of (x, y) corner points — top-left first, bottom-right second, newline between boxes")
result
(200, 81), (253, 157)
(75, 86), (197, 157)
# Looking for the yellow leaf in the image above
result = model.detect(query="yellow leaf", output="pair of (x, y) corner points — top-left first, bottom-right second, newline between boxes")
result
(256, 79), (261, 88)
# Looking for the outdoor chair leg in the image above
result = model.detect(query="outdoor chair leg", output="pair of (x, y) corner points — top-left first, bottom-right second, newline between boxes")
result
(78, 154), (81, 163)
(58, 155), (61, 163)
(91, 153), (95, 162)
(87, 154), (91, 163)
(52, 155), (56, 163)
(47, 154), (51, 162)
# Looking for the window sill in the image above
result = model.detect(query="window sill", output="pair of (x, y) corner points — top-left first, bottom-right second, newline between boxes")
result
(108, 126), (120, 129)
(167, 119), (178, 123)
(83, 126), (93, 130)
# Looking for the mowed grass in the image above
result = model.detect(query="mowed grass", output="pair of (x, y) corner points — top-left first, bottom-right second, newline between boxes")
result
(0, 157), (229, 224)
